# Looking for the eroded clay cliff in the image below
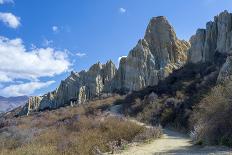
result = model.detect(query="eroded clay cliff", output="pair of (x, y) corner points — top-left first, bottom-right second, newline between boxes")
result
(188, 10), (232, 63)
(20, 16), (191, 115)
(113, 16), (190, 91)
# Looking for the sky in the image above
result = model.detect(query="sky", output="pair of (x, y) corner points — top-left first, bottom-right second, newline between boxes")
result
(0, 0), (231, 97)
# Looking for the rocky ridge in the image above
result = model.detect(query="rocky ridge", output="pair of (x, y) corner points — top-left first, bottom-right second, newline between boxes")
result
(20, 60), (117, 115)
(20, 16), (189, 115)
(188, 10), (232, 63)
(21, 11), (232, 115)
(188, 10), (232, 83)
(113, 16), (190, 91)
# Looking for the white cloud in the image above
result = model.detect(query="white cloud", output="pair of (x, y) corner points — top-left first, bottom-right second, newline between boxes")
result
(0, 74), (12, 82)
(0, 0), (14, 4)
(0, 36), (71, 82)
(0, 12), (20, 28)
(0, 81), (55, 97)
(76, 52), (86, 57)
(119, 8), (126, 14)
(42, 38), (53, 47)
(52, 26), (59, 33)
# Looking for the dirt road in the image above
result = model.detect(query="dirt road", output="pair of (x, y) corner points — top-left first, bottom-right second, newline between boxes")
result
(115, 128), (231, 155)
(107, 104), (232, 155)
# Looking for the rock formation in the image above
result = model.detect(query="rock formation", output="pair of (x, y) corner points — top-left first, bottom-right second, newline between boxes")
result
(217, 56), (232, 83)
(113, 16), (190, 91)
(20, 60), (117, 115)
(187, 10), (232, 84)
(188, 10), (232, 63)
(20, 16), (190, 115)
(21, 10), (232, 115)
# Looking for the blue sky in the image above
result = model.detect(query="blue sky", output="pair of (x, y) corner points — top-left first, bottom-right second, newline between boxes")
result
(0, 0), (231, 97)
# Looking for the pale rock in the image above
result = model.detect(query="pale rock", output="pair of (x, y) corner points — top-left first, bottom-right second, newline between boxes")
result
(22, 60), (117, 115)
(20, 16), (190, 115)
(114, 16), (190, 91)
(188, 10), (232, 63)
(188, 29), (206, 63)
(217, 56), (232, 83)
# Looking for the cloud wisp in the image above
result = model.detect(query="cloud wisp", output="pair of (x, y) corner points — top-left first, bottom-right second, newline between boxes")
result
(119, 8), (126, 14)
(52, 26), (59, 33)
(76, 52), (86, 57)
(0, 0), (14, 5)
(0, 12), (20, 28)
(0, 81), (55, 97)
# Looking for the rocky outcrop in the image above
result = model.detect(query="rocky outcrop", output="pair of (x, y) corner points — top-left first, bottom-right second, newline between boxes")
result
(20, 16), (190, 115)
(188, 10), (232, 63)
(21, 60), (117, 115)
(113, 16), (190, 91)
(217, 56), (232, 83)
(187, 10), (232, 84)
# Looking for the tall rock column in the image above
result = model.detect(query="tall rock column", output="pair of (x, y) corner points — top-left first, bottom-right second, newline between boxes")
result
(114, 16), (190, 91)
(188, 10), (232, 64)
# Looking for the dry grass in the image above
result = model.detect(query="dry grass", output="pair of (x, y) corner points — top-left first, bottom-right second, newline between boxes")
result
(0, 95), (162, 155)
(191, 81), (232, 146)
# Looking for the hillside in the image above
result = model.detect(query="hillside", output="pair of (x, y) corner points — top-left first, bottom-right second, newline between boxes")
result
(0, 96), (28, 113)
(1, 10), (232, 155)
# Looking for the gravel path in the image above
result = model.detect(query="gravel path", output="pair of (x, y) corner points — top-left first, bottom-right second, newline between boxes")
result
(107, 104), (232, 155)
(115, 129), (231, 155)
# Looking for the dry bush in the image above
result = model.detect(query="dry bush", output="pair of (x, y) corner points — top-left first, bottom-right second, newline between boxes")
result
(0, 95), (162, 155)
(191, 81), (232, 146)
(100, 117), (145, 142)
(133, 126), (162, 142)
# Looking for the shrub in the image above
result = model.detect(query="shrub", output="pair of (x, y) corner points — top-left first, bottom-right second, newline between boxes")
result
(0, 96), (162, 155)
(133, 126), (162, 142)
(191, 81), (232, 146)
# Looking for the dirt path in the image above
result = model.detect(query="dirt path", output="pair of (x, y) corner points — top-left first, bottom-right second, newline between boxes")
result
(107, 104), (232, 155)
(115, 129), (231, 155)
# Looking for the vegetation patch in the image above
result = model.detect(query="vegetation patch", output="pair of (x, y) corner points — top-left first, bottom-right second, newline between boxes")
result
(0, 95), (162, 155)
(191, 81), (232, 147)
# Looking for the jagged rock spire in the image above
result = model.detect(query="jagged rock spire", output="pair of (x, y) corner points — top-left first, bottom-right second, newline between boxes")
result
(188, 10), (232, 63)
(20, 15), (190, 115)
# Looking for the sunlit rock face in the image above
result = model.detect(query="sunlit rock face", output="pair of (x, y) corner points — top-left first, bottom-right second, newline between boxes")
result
(21, 60), (117, 115)
(20, 16), (190, 115)
(113, 16), (190, 91)
(187, 10), (232, 84)
(188, 11), (232, 64)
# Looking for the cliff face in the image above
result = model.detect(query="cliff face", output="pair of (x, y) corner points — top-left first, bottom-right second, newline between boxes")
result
(113, 16), (190, 91)
(20, 16), (190, 115)
(188, 11), (232, 63)
(20, 11), (232, 115)
(187, 10), (232, 84)
(20, 61), (117, 115)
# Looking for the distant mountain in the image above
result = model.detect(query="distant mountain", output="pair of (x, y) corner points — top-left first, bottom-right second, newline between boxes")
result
(0, 96), (28, 113)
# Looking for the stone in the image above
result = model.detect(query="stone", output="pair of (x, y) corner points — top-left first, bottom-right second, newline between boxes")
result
(113, 16), (190, 91)
(20, 16), (190, 115)
(22, 60), (117, 115)
(217, 56), (232, 83)
(188, 10), (232, 63)
(188, 29), (206, 63)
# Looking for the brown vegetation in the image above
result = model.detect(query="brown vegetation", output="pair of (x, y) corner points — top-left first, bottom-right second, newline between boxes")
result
(191, 81), (232, 146)
(119, 63), (219, 130)
(0, 95), (162, 155)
